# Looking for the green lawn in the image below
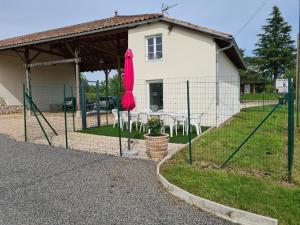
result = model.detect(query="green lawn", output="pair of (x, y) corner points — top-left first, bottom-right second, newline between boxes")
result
(161, 105), (300, 225)
(79, 124), (209, 144)
(241, 93), (279, 102)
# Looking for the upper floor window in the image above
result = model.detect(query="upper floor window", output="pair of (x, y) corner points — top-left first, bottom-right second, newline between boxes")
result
(146, 35), (162, 60)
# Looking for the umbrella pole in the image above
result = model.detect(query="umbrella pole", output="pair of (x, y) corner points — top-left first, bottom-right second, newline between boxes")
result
(128, 110), (131, 150)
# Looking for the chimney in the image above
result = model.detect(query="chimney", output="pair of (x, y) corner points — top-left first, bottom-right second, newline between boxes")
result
(114, 11), (118, 16)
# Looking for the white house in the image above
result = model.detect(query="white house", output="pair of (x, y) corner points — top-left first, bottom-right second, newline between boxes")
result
(0, 13), (245, 126)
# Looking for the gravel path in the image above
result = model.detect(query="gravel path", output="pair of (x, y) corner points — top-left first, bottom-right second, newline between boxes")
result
(0, 134), (234, 225)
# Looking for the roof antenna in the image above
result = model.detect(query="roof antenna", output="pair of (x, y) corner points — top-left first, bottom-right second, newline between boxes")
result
(161, 3), (178, 14)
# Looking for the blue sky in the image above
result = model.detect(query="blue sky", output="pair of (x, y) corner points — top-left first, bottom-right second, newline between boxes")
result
(0, 0), (298, 81)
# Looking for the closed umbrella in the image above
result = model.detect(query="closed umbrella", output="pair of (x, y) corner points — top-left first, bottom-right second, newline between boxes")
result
(121, 49), (136, 152)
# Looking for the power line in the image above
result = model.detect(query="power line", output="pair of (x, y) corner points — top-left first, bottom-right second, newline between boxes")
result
(234, 0), (270, 38)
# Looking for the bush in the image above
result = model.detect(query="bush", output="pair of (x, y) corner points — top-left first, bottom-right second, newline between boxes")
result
(266, 84), (275, 93)
(147, 116), (163, 136)
(85, 92), (96, 103)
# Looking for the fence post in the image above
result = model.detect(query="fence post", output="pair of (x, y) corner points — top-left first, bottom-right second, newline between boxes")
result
(96, 80), (100, 127)
(105, 73), (109, 126)
(80, 81), (87, 130)
(23, 84), (27, 142)
(116, 82), (122, 156)
(71, 86), (75, 132)
(187, 80), (192, 165)
(64, 84), (68, 148)
(287, 77), (294, 182)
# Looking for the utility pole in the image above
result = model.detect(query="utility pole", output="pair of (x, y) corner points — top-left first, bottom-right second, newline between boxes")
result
(297, 0), (300, 127)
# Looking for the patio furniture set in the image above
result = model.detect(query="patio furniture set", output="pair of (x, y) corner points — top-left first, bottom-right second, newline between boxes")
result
(112, 109), (204, 137)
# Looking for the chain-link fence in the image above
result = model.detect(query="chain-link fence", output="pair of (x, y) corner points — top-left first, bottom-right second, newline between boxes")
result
(22, 75), (295, 180)
(23, 84), (79, 147)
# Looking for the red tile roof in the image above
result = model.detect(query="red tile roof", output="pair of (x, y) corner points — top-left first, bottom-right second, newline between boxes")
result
(0, 13), (245, 69)
(0, 14), (163, 49)
(162, 16), (232, 40)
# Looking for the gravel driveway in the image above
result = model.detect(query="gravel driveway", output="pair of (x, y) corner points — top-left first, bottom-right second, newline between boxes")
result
(0, 134), (233, 225)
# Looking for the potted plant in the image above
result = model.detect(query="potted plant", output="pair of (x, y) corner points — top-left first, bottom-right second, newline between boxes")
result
(144, 116), (169, 160)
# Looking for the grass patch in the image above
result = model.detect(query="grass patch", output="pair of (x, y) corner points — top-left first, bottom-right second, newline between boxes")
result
(161, 164), (300, 225)
(185, 105), (289, 179)
(161, 105), (300, 225)
(241, 93), (279, 102)
(79, 124), (209, 144)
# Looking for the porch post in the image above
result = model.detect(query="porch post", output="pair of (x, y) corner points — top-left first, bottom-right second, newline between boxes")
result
(24, 49), (32, 116)
(117, 36), (122, 91)
(104, 70), (110, 125)
(75, 48), (81, 117)
(117, 55), (121, 90)
(25, 49), (31, 97)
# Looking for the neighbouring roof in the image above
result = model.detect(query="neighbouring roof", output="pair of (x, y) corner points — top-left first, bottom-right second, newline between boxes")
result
(0, 13), (245, 69)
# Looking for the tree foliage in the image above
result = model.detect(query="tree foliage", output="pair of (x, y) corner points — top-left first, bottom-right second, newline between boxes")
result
(81, 73), (124, 99)
(253, 6), (296, 82)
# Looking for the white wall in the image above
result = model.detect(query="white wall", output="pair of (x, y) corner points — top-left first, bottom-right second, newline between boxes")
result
(0, 53), (25, 106)
(128, 22), (216, 79)
(0, 51), (75, 111)
(217, 51), (240, 125)
(129, 22), (218, 126)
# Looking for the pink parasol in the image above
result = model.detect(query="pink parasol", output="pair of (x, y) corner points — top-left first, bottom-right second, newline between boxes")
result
(121, 49), (136, 152)
(121, 49), (135, 111)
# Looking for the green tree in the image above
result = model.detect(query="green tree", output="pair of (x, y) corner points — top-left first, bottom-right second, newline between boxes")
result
(253, 6), (296, 83)
(98, 73), (124, 96)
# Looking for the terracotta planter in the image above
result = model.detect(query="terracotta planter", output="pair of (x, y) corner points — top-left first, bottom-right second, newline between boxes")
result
(144, 133), (169, 160)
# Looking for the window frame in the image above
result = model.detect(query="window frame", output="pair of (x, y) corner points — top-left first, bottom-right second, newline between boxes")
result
(145, 34), (163, 61)
(147, 79), (164, 111)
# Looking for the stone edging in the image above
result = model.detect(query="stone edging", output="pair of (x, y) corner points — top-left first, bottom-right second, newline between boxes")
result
(156, 131), (278, 225)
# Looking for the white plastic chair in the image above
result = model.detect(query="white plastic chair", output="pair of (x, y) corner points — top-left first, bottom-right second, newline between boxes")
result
(188, 113), (204, 136)
(112, 109), (122, 129)
(160, 113), (177, 137)
(143, 108), (153, 113)
(175, 114), (187, 136)
(130, 112), (139, 131)
(138, 112), (148, 133)
(121, 111), (134, 132)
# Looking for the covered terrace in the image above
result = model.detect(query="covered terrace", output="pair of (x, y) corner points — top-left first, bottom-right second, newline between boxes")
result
(0, 13), (163, 115)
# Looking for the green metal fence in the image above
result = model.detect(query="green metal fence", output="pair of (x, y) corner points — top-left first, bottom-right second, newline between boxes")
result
(22, 76), (295, 182)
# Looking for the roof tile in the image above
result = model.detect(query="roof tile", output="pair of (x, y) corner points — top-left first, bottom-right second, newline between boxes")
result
(0, 14), (162, 48)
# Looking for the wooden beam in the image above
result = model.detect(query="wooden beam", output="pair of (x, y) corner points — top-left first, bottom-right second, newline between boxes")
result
(14, 50), (26, 64)
(29, 46), (66, 58)
(27, 58), (81, 68)
(65, 43), (75, 57)
(80, 42), (116, 57)
(29, 51), (41, 63)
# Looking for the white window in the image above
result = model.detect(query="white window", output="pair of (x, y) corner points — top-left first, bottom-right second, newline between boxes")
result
(146, 35), (162, 60)
(148, 80), (163, 111)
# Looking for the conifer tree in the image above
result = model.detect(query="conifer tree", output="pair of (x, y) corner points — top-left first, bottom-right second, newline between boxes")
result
(253, 6), (295, 82)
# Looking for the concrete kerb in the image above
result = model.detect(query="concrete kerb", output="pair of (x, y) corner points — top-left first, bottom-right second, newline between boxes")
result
(156, 128), (278, 225)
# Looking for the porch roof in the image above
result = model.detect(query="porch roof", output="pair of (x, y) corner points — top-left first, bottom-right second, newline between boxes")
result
(0, 14), (162, 50)
(0, 13), (246, 71)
